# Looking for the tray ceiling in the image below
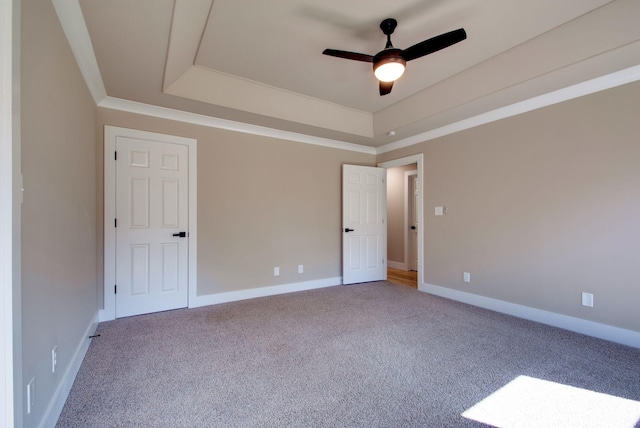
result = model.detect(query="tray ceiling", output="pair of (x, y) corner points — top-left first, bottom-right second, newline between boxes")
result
(75, 0), (640, 147)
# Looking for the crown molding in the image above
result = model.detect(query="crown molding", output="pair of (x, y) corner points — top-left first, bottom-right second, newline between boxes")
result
(52, 0), (106, 104)
(99, 64), (640, 157)
(98, 97), (376, 154)
(377, 64), (640, 154)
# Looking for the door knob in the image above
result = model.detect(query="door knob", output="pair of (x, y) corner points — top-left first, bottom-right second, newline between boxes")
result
(410, 226), (416, 230)
(344, 228), (354, 232)
(172, 232), (187, 238)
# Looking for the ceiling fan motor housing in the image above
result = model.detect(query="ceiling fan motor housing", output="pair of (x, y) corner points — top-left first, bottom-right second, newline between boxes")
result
(373, 49), (406, 82)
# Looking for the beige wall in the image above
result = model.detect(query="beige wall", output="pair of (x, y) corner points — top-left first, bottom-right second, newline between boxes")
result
(96, 108), (375, 300)
(386, 164), (417, 266)
(378, 81), (640, 332)
(21, 0), (98, 426)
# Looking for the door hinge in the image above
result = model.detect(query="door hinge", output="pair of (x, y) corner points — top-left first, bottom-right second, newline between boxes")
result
(114, 284), (117, 294)
(114, 218), (117, 227)
(114, 151), (117, 160)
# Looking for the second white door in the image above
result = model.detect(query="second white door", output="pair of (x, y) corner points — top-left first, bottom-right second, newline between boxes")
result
(342, 165), (387, 284)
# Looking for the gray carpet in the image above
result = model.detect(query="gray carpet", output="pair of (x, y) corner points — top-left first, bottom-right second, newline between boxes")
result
(57, 282), (640, 427)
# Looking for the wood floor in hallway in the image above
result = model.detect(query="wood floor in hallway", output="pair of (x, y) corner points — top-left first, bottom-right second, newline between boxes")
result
(387, 267), (417, 288)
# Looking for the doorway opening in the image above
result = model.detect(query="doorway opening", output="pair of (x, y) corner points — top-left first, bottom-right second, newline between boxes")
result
(378, 155), (424, 289)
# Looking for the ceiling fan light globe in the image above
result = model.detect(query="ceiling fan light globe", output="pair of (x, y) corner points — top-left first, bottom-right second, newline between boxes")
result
(374, 62), (405, 82)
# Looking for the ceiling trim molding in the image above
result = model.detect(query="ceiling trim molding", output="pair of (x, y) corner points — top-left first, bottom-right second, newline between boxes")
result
(52, 0), (106, 104)
(165, 66), (374, 138)
(163, 0), (212, 91)
(98, 97), (377, 155)
(377, 64), (640, 154)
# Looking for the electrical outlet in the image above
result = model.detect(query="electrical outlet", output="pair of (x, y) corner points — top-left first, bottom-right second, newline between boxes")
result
(298, 265), (304, 274)
(52, 346), (58, 373)
(27, 377), (35, 414)
(463, 272), (471, 283)
(582, 292), (594, 307)
(274, 266), (280, 277)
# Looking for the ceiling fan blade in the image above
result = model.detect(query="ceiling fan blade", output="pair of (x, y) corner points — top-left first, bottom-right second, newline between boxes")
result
(401, 28), (466, 62)
(379, 80), (393, 96)
(323, 49), (374, 63)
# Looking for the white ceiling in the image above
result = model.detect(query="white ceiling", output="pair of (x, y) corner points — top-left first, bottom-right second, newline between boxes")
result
(75, 0), (640, 148)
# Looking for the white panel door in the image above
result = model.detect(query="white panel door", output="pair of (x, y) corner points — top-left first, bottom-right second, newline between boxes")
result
(342, 165), (387, 285)
(116, 137), (189, 318)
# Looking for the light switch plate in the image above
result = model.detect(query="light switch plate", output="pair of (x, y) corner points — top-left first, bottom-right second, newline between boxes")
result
(435, 206), (444, 216)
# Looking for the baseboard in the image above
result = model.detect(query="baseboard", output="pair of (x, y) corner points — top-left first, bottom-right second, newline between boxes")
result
(98, 308), (114, 322)
(419, 282), (640, 349)
(190, 277), (343, 308)
(39, 311), (99, 428)
(387, 261), (407, 270)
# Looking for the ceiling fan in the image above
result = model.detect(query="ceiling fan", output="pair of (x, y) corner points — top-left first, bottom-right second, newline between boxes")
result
(323, 18), (466, 96)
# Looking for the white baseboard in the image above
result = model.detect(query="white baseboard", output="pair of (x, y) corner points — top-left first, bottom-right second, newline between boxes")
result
(387, 261), (407, 270)
(40, 311), (99, 428)
(190, 277), (342, 308)
(419, 282), (640, 349)
(98, 308), (112, 323)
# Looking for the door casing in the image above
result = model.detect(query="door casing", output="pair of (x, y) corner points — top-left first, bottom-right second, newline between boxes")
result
(406, 170), (418, 271)
(101, 126), (197, 322)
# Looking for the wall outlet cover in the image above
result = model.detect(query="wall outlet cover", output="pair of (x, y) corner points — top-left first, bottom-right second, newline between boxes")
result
(582, 292), (594, 307)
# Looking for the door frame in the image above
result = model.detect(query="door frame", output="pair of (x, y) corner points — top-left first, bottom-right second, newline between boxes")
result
(378, 154), (424, 287)
(101, 126), (197, 321)
(1, 0), (19, 421)
(405, 170), (418, 271)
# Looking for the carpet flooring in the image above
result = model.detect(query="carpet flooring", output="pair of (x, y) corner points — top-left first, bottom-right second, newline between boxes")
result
(57, 282), (640, 427)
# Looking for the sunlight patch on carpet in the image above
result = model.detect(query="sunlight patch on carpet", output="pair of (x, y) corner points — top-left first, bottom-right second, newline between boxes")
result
(462, 375), (640, 428)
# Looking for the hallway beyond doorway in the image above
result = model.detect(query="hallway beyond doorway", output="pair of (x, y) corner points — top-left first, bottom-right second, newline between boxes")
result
(387, 268), (417, 288)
